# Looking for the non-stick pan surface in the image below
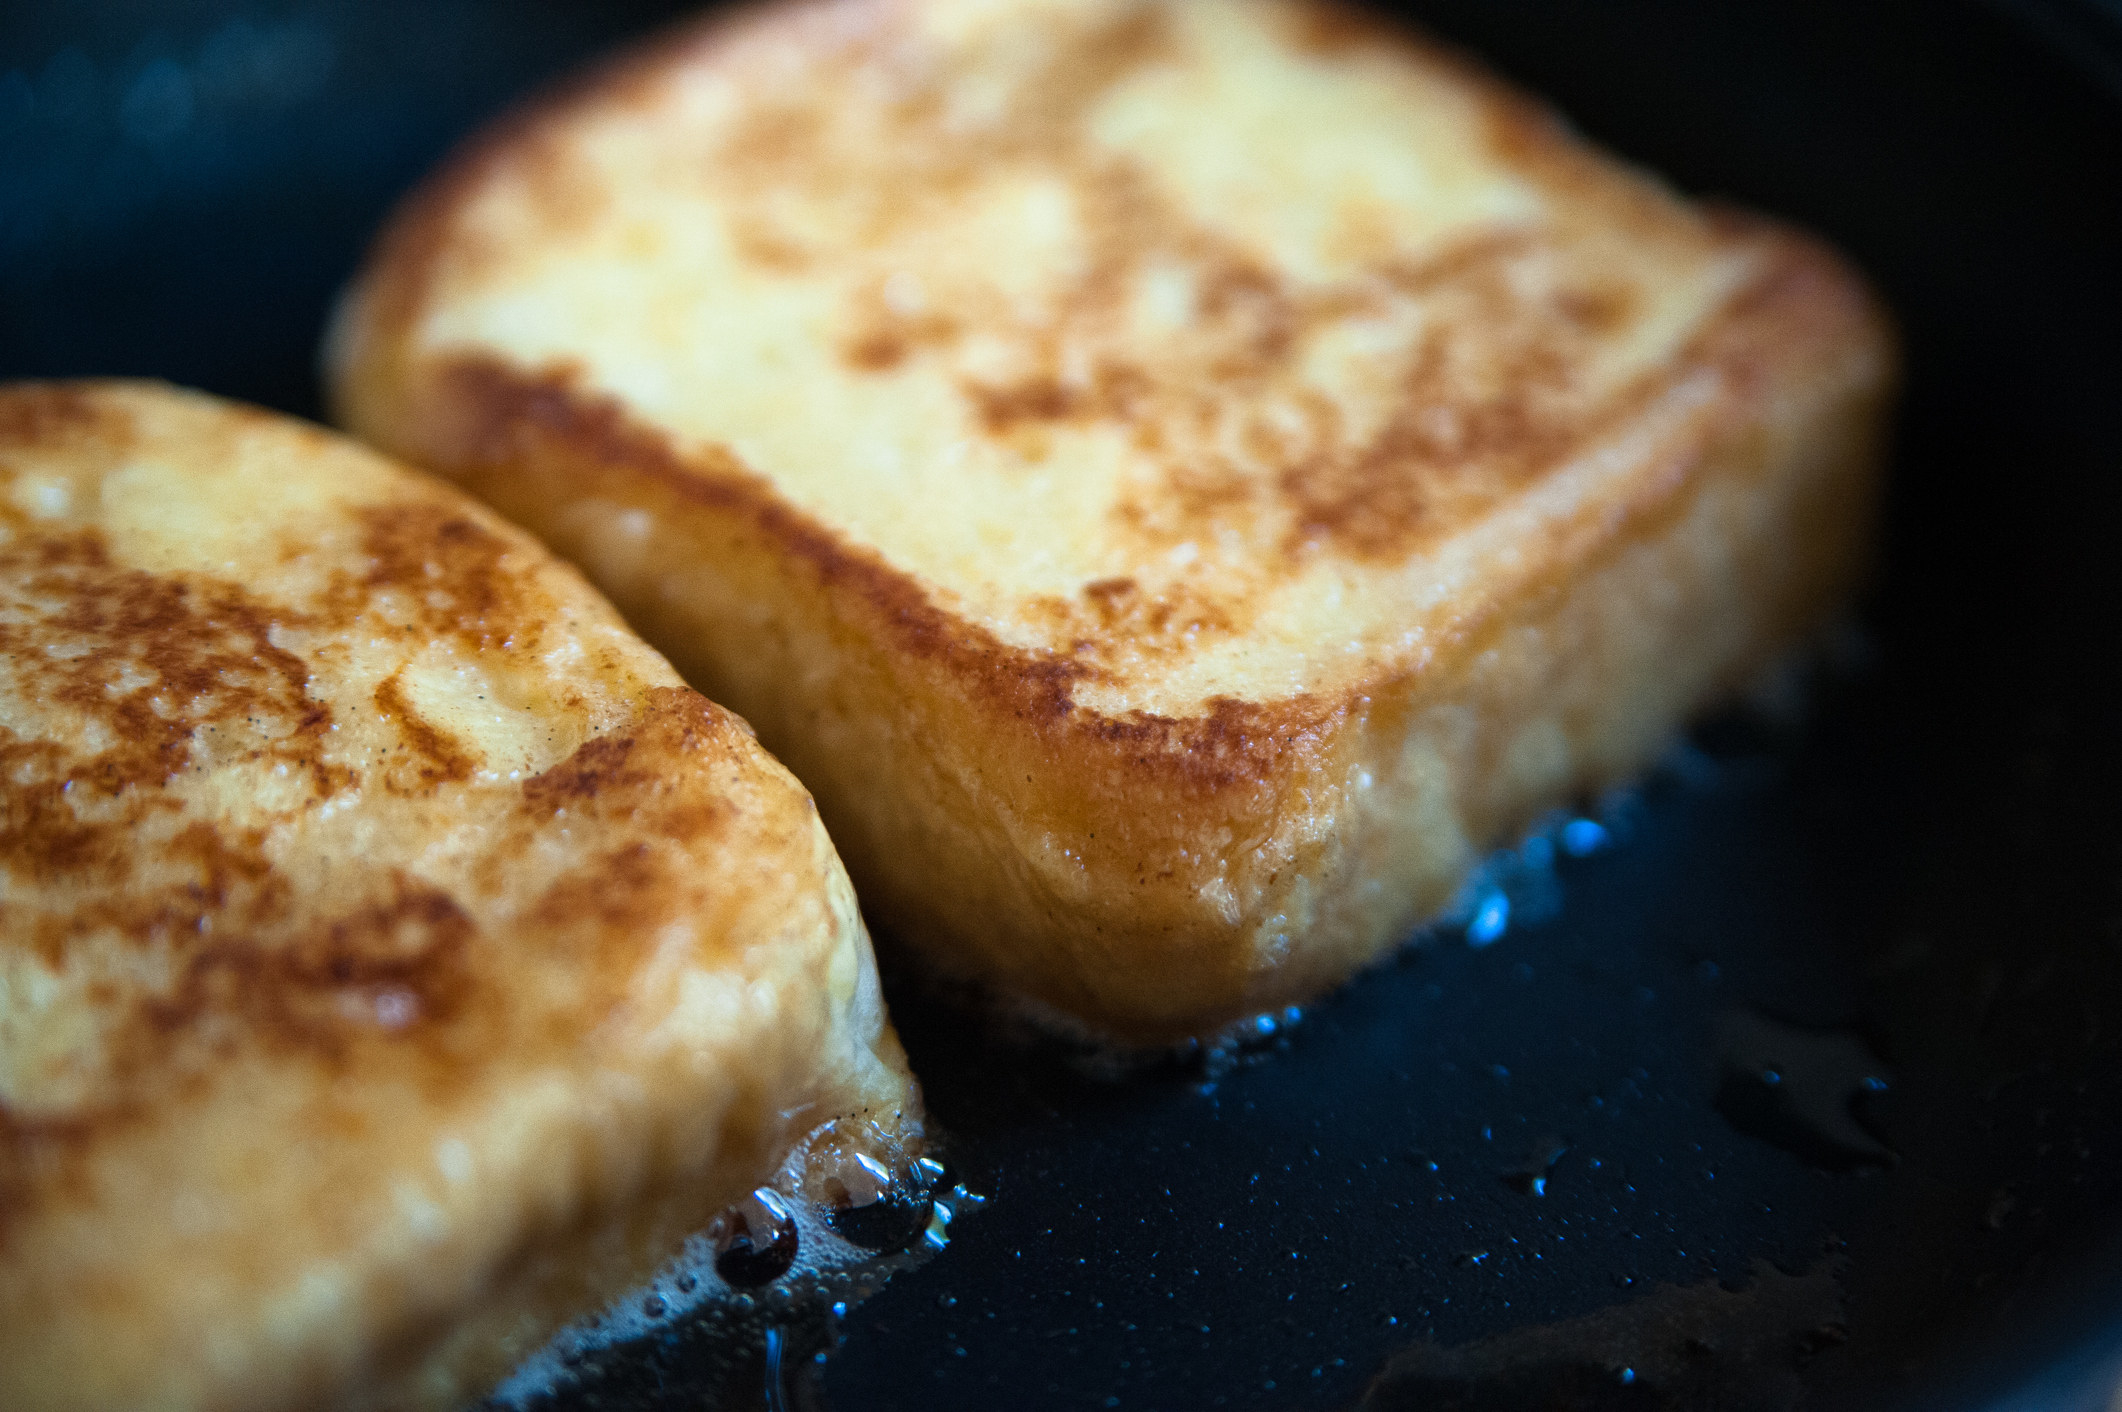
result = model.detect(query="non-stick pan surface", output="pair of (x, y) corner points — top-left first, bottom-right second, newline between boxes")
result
(6, 2), (2122, 1407)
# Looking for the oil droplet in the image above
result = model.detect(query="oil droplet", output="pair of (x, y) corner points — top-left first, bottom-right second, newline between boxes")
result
(710, 1188), (799, 1287)
(490, 1127), (983, 1408)
(1502, 1138), (1569, 1197)
(922, 1196), (959, 1252)
(1713, 1010), (1895, 1172)
(825, 1150), (938, 1254)
(1467, 892), (1510, 946)
(1560, 817), (1609, 855)
(1449, 822), (1572, 946)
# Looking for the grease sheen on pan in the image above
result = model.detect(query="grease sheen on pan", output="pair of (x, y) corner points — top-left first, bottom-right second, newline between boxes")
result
(0, 382), (919, 1412)
(329, 0), (1896, 1044)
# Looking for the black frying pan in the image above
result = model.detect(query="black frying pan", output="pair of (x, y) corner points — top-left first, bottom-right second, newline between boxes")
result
(6, 1), (2122, 1407)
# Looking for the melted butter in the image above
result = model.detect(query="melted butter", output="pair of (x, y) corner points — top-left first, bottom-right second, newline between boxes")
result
(488, 1120), (983, 1407)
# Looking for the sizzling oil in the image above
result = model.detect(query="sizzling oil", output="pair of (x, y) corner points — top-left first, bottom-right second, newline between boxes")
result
(487, 1126), (984, 1408)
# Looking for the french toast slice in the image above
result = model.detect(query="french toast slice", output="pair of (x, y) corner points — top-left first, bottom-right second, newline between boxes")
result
(327, 0), (1896, 1045)
(0, 382), (920, 1412)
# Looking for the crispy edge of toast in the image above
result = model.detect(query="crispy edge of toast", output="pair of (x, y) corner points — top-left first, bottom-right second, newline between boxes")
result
(325, 12), (1897, 1046)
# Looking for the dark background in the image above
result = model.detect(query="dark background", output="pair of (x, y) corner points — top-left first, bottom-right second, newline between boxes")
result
(6, 2), (2122, 1408)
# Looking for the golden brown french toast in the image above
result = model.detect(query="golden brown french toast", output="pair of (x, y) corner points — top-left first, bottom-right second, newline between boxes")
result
(0, 382), (920, 1411)
(327, 0), (1895, 1045)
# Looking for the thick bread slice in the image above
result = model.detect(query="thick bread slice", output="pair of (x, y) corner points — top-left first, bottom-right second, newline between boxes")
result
(0, 382), (919, 1412)
(327, 0), (1895, 1045)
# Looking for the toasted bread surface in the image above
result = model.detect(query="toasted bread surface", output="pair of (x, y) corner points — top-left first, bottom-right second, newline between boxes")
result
(329, 0), (1895, 1042)
(0, 382), (918, 1411)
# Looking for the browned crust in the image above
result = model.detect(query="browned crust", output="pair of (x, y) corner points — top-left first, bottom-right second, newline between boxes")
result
(328, 0), (1877, 739)
(0, 382), (920, 1409)
(351, 225), (1886, 790)
(338, 224), (1889, 1040)
(326, 0), (1897, 1040)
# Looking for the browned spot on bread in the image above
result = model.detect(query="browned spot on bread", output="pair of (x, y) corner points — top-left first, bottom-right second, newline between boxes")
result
(0, 528), (347, 904)
(844, 331), (909, 371)
(1086, 692), (1342, 792)
(372, 670), (475, 788)
(1280, 0), (1412, 55)
(351, 500), (540, 653)
(1019, 574), (1246, 669)
(1556, 282), (1639, 333)
(1083, 576), (1137, 608)
(0, 859), (484, 1248)
(0, 729), (148, 891)
(839, 277), (964, 373)
(965, 376), (1080, 431)
(1268, 238), (1663, 561)
(157, 819), (291, 929)
(143, 873), (480, 1059)
(908, 148), (1317, 453)
(721, 99), (831, 184)
(520, 688), (739, 828)
(0, 382), (131, 454)
(5, 812), (293, 971)
(520, 730), (644, 811)
(0, 1107), (110, 1254)
(520, 840), (672, 981)
(509, 688), (745, 983)
(0, 874), (483, 1229)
